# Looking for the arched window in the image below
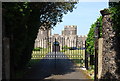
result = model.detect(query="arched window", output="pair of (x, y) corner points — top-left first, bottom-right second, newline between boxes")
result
(67, 37), (69, 39)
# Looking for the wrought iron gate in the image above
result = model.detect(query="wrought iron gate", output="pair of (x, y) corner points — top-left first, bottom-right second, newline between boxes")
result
(32, 36), (87, 67)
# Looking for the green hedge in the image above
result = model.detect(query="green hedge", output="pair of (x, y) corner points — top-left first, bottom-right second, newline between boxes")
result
(86, 16), (102, 55)
(33, 47), (43, 51)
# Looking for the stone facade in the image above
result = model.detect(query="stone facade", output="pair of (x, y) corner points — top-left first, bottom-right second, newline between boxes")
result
(34, 29), (51, 48)
(34, 25), (87, 50)
(100, 9), (120, 80)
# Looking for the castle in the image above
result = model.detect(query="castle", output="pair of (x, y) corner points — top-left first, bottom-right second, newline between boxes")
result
(34, 25), (87, 50)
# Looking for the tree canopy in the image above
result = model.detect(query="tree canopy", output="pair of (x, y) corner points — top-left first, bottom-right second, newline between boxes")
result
(86, 16), (102, 55)
(109, 2), (120, 36)
(3, 2), (77, 75)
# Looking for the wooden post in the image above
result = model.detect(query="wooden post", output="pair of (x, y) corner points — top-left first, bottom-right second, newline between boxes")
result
(94, 21), (100, 81)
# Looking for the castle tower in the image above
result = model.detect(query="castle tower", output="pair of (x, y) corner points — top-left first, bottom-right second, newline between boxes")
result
(62, 25), (77, 36)
(62, 25), (77, 47)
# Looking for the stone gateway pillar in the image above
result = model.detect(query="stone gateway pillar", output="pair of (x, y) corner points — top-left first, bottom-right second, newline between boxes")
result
(100, 9), (119, 80)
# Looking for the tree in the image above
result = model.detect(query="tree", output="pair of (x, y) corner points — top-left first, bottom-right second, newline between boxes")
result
(109, 2), (120, 36)
(3, 2), (77, 78)
(86, 16), (102, 55)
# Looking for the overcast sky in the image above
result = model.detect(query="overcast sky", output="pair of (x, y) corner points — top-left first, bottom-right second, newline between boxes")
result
(52, 2), (109, 36)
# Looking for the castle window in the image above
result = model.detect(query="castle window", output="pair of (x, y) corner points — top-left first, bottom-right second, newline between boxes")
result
(67, 37), (69, 39)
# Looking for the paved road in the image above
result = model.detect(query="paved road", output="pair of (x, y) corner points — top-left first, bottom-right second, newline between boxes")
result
(23, 52), (92, 81)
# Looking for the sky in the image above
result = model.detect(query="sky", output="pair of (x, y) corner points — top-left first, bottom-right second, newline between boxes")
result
(52, 2), (109, 36)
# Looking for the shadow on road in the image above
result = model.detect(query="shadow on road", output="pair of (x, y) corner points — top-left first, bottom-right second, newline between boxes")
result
(23, 58), (75, 80)
(20, 52), (91, 81)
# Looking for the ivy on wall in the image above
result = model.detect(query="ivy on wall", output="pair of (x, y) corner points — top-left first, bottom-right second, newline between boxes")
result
(109, 2), (120, 36)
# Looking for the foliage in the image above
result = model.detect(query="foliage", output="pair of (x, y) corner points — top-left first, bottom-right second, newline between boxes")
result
(26, 59), (40, 67)
(60, 49), (67, 52)
(64, 50), (85, 66)
(86, 16), (102, 55)
(32, 48), (50, 59)
(69, 47), (77, 50)
(3, 2), (77, 75)
(62, 45), (70, 49)
(64, 50), (85, 59)
(61, 45), (69, 52)
(109, 2), (120, 36)
(33, 47), (43, 51)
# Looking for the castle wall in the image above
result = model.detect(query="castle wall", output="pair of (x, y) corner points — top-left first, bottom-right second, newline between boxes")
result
(34, 29), (51, 48)
(34, 25), (87, 50)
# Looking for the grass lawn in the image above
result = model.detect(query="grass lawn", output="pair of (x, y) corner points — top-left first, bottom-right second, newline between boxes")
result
(64, 50), (85, 59)
(83, 68), (94, 80)
(64, 50), (85, 66)
(32, 48), (50, 59)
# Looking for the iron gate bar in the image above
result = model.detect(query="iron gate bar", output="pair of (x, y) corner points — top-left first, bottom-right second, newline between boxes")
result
(70, 39), (71, 59)
(80, 41), (82, 65)
(70, 39), (71, 57)
(78, 41), (80, 66)
(69, 39), (70, 59)
(61, 37), (64, 52)
(82, 41), (84, 64)
(37, 40), (40, 56)
(42, 38), (44, 57)
(85, 40), (88, 70)
(71, 39), (73, 59)
(69, 39), (70, 58)
(72, 40), (73, 58)
(42, 38), (45, 58)
(41, 39), (42, 55)
(39, 40), (40, 55)
(80, 41), (81, 55)
(54, 38), (56, 69)
(50, 37), (51, 53)
(81, 41), (82, 64)
(76, 36), (78, 64)
(50, 37), (52, 52)
(42, 38), (44, 53)
(40, 39), (41, 55)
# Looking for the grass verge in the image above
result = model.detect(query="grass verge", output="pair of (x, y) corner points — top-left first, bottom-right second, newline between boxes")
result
(32, 48), (50, 59)
(64, 50), (85, 66)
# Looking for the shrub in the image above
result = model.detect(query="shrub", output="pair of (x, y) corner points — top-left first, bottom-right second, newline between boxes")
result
(62, 45), (69, 50)
(60, 49), (67, 52)
(33, 47), (42, 51)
